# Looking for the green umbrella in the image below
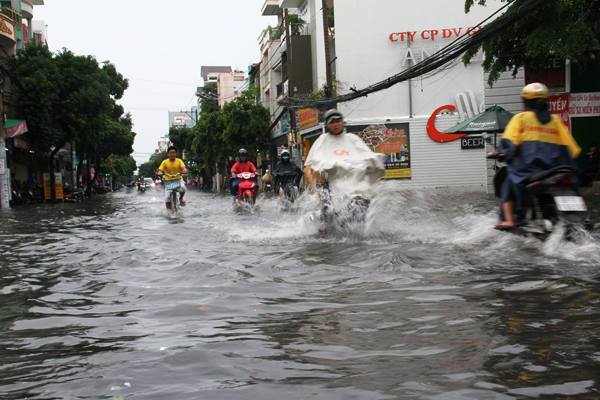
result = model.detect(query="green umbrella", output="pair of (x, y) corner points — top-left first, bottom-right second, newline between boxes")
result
(444, 105), (514, 134)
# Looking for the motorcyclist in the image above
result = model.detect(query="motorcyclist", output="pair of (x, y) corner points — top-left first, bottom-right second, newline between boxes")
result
(490, 82), (581, 229)
(157, 146), (188, 208)
(304, 109), (385, 230)
(273, 149), (303, 196)
(230, 148), (257, 197)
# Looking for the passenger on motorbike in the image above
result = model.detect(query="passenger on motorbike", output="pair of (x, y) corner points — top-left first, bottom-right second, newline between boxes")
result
(273, 150), (303, 196)
(157, 146), (188, 209)
(489, 83), (581, 229)
(230, 148), (257, 197)
(304, 109), (385, 230)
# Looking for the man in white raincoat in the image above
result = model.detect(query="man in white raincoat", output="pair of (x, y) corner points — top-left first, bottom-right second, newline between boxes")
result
(304, 109), (385, 230)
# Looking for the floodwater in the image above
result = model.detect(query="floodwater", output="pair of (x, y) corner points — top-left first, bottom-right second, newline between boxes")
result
(1, 184), (600, 400)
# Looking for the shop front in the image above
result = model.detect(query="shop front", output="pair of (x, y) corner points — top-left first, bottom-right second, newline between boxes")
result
(333, 0), (504, 190)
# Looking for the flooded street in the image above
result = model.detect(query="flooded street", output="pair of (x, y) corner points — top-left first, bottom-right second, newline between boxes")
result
(1, 186), (600, 400)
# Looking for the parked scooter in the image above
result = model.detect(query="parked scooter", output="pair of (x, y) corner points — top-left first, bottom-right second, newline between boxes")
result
(490, 153), (590, 239)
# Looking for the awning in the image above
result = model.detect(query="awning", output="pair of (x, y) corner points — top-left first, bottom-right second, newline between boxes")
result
(444, 105), (514, 134)
(3, 119), (29, 138)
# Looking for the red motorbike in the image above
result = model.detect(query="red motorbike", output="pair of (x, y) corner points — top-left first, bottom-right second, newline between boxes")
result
(235, 172), (257, 207)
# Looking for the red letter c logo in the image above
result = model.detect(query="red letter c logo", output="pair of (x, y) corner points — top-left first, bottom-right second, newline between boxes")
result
(426, 104), (465, 143)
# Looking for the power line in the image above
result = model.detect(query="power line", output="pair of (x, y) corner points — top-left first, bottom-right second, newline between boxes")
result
(282, 0), (544, 109)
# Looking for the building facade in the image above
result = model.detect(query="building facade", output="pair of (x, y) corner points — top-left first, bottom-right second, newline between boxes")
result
(0, 0), (44, 208)
(217, 70), (246, 108)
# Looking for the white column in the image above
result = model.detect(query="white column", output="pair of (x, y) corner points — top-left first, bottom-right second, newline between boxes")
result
(0, 134), (9, 208)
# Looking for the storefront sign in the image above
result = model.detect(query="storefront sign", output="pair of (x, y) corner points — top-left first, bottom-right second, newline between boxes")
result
(427, 104), (465, 143)
(55, 173), (64, 200)
(426, 91), (485, 143)
(389, 26), (481, 43)
(44, 173), (65, 200)
(0, 15), (15, 42)
(43, 173), (51, 200)
(461, 136), (484, 150)
(296, 108), (319, 131)
(548, 93), (570, 128)
(570, 92), (600, 117)
(348, 123), (411, 180)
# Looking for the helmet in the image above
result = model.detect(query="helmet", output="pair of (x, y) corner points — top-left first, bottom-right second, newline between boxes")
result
(280, 150), (290, 157)
(238, 148), (248, 156)
(521, 83), (549, 100)
(324, 109), (344, 125)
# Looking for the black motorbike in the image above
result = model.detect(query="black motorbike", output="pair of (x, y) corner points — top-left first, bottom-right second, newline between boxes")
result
(275, 171), (302, 208)
(491, 154), (590, 238)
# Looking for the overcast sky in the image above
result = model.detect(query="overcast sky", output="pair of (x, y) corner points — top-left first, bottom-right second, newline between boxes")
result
(35, 0), (275, 165)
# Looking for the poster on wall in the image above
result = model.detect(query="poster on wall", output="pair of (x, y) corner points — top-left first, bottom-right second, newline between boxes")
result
(347, 123), (411, 180)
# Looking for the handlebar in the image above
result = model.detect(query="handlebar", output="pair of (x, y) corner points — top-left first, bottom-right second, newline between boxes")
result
(486, 152), (505, 160)
(160, 172), (187, 178)
(236, 173), (256, 179)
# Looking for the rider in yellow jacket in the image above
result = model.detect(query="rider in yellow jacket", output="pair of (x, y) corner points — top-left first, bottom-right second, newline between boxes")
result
(494, 83), (581, 229)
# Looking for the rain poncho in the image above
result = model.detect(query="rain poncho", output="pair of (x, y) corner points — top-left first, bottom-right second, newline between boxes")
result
(305, 132), (385, 199)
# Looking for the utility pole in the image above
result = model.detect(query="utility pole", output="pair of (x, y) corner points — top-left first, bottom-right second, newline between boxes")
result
(322, 0), (334, 99)
(284, 7), (297, 150)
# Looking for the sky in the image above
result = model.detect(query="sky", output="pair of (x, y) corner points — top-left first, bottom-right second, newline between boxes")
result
(34, 0), (276, 165)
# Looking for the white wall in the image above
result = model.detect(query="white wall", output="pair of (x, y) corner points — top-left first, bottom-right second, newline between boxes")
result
(335, 0), (503, 120)
(334, 0), (502, 189)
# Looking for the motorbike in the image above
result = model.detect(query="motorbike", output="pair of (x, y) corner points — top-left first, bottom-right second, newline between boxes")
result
(490, 153), (590, 239)
(276, 172), (302, 211)
(316, 186), (371, 234)
(234, 172), (258, 210)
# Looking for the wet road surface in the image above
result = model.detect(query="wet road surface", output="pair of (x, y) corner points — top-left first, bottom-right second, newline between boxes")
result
(1, 185), (600, 399)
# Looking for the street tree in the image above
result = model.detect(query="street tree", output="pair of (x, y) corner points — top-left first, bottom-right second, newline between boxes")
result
(464, 0), (600, 83)
(220, 90), (271, 158)
(9, 44), (134, 198)
(138, 151), (167, 178)
(168, 126), (195, 156)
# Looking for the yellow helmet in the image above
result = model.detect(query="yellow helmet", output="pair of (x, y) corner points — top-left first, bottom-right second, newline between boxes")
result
(521, 82), (549, 100)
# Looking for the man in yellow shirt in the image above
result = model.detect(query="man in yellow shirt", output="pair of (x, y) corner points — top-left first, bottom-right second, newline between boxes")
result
(157, 146), (188, 208)
(492, 83), (581, 229)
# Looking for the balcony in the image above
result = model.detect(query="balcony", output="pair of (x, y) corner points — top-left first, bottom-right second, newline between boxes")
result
(261, 0), (281, 16)
(279, 0), (304, 8)
(21, 1), (33, 18)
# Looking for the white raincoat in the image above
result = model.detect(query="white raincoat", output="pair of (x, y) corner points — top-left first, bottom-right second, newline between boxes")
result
(305, 131), (385, 199)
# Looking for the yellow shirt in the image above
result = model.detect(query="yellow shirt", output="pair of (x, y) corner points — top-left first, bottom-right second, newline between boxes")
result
(502, 112), (581, 158)
(158, 158), (186, 181)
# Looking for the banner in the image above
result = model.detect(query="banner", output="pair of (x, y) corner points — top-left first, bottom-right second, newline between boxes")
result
(347, 123), (411, 180)
(570, 92), (600, 117)
(43, 173), (64, 200)
(3, 120), (28, 138)
(55, 173), (64, 200)
(296, 108), (319, 131)
(43, 173), (51, 200)
(548, 93), (570, 129)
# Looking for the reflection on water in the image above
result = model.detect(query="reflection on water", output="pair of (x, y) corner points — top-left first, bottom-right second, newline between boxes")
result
(0, 185), (599, 399)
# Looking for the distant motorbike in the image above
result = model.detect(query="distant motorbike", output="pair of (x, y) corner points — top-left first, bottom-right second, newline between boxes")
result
(490, 153), (590, 239)
(234, 172), (257, 210)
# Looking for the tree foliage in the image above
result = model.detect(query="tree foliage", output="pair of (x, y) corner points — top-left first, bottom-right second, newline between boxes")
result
(168, 127), (195, 155)
(138, 151), (167, 178)
(464, 0), (600, 83)
(190, 90), (271, 169)
(198, 82), (219, 114)
(9, 43), (135, 166)
(104, 155), (137, 184)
